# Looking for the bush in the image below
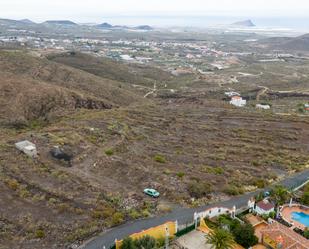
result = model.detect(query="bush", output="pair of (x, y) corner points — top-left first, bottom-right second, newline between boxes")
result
(141, 209), (151, 217)
(121, 237), (136, 249)
(188, 180), (212, 198)
(134, 235), (156, 249)
(232, 223), (258, 248)
(128, 209), (141, 219)
(253, 178), (267, 188)
(105, 148), (114, 156)
(91, 206), (115, 219)
(112, 212), (124, 225)
(6, 179), (19, 191)
(301, 191), (309, 205)
(268, 211), (276, 219)
(304, 228), (309, 239)
(154, 154), (166, 163)
(176, 172), (185, 178)
(224, 184), (243, 196)
(121, 235), (157, 249)
(213, 167), (224, 175)
(203, 166), (224, 175)
(35, 229), (45, 239)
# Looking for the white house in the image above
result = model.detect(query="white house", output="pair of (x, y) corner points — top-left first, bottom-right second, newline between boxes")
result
(230, 96), (246, 107)
(15, 140), (37, 158)
(195, 206), (234, 219)
(254, 199), (275, 215)
(256, 104), (270, 110)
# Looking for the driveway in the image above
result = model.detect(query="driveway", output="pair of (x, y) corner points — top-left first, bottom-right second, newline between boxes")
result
(175, 230), (211, 249)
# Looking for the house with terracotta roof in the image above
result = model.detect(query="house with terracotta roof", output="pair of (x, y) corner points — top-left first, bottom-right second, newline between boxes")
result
(260, 220), (309, 249)
(255, 199), (275, 215)
(230, 96), (246, 107)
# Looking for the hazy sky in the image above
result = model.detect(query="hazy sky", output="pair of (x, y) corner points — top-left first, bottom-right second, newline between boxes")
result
(1, 0), (309, 22)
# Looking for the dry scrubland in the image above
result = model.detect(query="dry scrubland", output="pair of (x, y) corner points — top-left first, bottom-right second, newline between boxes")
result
(0, 50), (309, 248)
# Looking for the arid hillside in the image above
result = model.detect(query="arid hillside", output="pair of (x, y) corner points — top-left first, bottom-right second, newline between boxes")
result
(48, 52), (174, 87)
(0, 50), (309, 249)
(0, 50), (145, 126)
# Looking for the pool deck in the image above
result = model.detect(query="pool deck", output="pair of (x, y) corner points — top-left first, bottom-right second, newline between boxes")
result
(281, 205), (309, 230)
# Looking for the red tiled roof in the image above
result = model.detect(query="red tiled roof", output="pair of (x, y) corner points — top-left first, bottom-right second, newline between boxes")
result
(256, 200), (275, 211)
(261, 221), (309, 249)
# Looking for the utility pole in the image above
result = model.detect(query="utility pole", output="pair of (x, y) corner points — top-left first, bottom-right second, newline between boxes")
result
(165, 225), (169, 249)
(194, 212), (198, 229)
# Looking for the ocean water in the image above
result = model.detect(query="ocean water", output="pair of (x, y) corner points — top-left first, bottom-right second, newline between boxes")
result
(100, 15), (309, 32)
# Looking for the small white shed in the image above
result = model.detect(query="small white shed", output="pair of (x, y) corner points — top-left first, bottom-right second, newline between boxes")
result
(15, 140), (38, 158)
(256, 104), (270, 110)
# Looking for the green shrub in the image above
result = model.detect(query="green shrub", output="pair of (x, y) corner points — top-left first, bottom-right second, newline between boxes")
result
(121, 237), (136, 249)
(105, 148), (114, 156)
(176, 172), (185, 178)
(188, 180), (212, 198)
(134, 235), (156, 249)
(224, 184), (243, 196)
(304, 228), (309, 239)
(154, 154), (166, 163)
(35, 229), (45, 239)
(253, 178), (267, 188)
(128, 209), (141, 219)
(301, 191), (309, 205)
(112, 212), (124, 225)
(92, 206), (115, 219)
(141, 209), (151, 217)
(203, 166), (224, 175)
(231, 223), (258, 248)
(213, 167), (224, 175)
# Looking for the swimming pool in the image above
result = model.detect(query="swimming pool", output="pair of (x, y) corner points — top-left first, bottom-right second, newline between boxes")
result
(292, 212), (309, 227)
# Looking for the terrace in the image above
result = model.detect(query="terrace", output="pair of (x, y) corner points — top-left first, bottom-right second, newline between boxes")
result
(280, 204), (309, 231)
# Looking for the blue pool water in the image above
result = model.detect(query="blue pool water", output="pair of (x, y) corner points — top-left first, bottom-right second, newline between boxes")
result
(292, 212), (309, 227)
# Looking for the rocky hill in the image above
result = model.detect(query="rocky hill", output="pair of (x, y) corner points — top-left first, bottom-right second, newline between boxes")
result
(96, 22), (113, 29)
(48, 52), (173, 86)
(232, 19), (255, 27)
(43, 20), (77, 26)
(263, 33), (309, 52)
(0, 50), (144, 126)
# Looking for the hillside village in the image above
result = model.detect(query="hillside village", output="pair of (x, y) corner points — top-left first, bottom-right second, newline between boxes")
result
(0, 16), (309, 249)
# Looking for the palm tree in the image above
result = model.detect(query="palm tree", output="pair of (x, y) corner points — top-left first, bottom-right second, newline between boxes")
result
(205, 228), (235, 249)
(271, 185), (291, 205)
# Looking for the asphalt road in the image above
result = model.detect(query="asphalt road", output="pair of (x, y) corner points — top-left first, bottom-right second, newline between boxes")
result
(81, 169), (309, 249)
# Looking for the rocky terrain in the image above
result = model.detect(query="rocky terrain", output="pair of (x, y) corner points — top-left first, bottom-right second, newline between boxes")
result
(0, 47), (309, 249)
(1, 15), (309, 248)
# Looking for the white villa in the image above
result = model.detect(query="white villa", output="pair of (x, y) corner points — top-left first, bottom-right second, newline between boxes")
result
(255, 199), (275, 215)
(230, 96), (246, 107)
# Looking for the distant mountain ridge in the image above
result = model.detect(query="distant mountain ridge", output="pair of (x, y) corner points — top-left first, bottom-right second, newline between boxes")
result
(97, 22), (113, 29)
(19, 19), (35, 24)
(232, 19), (256, 27)
(43, 20), (77, 25)
(263, 33), (309, 52)
(96, 22), (153, 30)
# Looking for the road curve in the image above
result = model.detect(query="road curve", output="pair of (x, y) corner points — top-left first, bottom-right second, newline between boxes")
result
(81, 170), (309, 249)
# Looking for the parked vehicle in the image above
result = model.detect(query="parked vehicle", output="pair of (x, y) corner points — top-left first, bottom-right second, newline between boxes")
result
(143, 188), (160, 198)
